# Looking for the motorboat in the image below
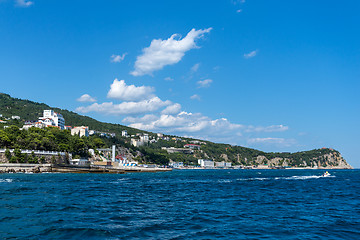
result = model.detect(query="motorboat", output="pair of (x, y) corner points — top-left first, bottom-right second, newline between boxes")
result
(322, 171), (331, 177)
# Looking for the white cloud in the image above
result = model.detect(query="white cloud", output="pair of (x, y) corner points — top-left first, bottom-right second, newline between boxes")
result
(77, 94), (96, 103)
(107, 79), (155, 101)
(123, 114), (158, 124)
(15, 0), (33, 7)
(244, 50), (258, 59)
(190, 94), (201, 100)
(127, 112), (245, 137)
(247, 137), (296, 147)
(124, 109), (291, 147)
(191, 63), (200, 73)
(164, 77), (174, 81)
(110, 53), (127, 63)
(197, 79), (213, 88)
(130, 28), (212, 76)
(246, 125), (289, 133)
(76, 97), (171, 115)
(236, 9), (242, 13)
(161, 103), (182, 115)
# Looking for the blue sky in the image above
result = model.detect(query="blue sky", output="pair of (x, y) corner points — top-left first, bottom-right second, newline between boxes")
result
(1, 0), (359, 167)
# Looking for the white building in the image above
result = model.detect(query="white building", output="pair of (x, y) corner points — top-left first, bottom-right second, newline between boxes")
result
(39, 118), (56, 127)
(71, 126), (89, 137)
(131, 138), (145, 147)
(122, 130), (128, 137)
(39, 110), (65, 129)
(198, 159), (214, 168)
(139, 133), (149, 143)
(11, 116), (20, 120)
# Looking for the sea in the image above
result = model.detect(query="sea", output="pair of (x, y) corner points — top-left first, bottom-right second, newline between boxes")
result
(1, 169), (359, 239)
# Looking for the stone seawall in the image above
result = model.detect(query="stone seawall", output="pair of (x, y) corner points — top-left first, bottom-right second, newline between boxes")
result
(0, 164), (52, 173)
(0, 149), (69, 165)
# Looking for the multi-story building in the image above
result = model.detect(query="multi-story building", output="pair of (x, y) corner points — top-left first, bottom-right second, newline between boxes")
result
(39, 110), (65, 129)
(198, 159), (214, 168)
(71, 126), (89, 137)
(184, 144), (201, 150)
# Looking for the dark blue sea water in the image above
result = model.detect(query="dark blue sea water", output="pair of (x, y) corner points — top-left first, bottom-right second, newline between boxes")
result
(1, 169), (360, 239)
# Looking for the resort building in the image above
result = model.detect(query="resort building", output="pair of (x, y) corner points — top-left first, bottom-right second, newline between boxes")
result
(39, 110), (65, 129)
(139, 133), (149, 143)
(198, 159), (214, 168)
(131, 138), (145, 147)
(39, 118), (56, 127)
(184, 144), (201, 150)
(71, 126), (89, 137)
(162, 147), (193, 154)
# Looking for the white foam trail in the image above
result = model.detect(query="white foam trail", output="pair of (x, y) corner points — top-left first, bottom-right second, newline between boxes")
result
(0, 179), (13, 183)
(236, 175), (335, 181)
(217, 179), (232, 183)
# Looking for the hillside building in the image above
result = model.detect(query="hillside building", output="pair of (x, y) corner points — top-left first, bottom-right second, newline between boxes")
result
(39, 110), (65, 129)
(198, 159), (214, 168)
(184, 144), (201, 150)
(71, 126), (89, 137)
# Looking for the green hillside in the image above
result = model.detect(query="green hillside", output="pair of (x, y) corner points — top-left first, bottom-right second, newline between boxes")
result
(0, 93), (148, 137)
(0, 93), (352, 168)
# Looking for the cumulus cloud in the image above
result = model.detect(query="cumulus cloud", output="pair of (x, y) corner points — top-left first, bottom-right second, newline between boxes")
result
(244, 50), (258, 59)
(110, 53), (127, 63)
(76, 97), (171, 115)
(123, 114), (159, 124)
(107, 79), (155, 101)
(15, 0), (33, 7)
(77, 94), (96, 103)
(127, 112), (245, 137)
(130, 28), (212, 76)
(161, 103), (182, 115)
(190, 94), (201, 100)
(122, 109), (291, 147)
(197, 79), (213, 88)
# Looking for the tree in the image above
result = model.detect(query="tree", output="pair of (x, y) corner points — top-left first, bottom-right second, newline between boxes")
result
(5, 149), (11, 160)
(9, 156), (17, 163)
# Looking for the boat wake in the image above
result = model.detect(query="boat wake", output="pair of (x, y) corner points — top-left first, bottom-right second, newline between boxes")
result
(237, 175), (335, 181)
(0, 179), (13, 183)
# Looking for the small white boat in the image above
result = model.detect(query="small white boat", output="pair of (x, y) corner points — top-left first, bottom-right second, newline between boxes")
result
(322, 171), (331, 177)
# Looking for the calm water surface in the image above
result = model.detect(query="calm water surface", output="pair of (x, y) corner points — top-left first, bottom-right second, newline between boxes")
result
(1, 169), (359, 239)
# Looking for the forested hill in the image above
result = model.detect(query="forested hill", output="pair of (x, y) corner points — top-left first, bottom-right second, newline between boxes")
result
(0, 93), (353, 168)
(0, 93), (147, 137)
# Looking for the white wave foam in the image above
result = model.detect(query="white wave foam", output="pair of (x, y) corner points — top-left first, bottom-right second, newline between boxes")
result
(217, 179), (232, 183)
(236, 177), (269, 181)
(236, 175), (335, 181)
(0, 179), (13, 183)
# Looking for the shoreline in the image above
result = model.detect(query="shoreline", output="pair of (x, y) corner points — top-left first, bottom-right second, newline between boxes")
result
(0, 163), (172, 174)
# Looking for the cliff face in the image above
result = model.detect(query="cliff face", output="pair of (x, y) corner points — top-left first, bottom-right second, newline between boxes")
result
(254, 151), (352, 169)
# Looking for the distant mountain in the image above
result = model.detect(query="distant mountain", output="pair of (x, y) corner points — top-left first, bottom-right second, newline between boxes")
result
(0, 93), (353, 168)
